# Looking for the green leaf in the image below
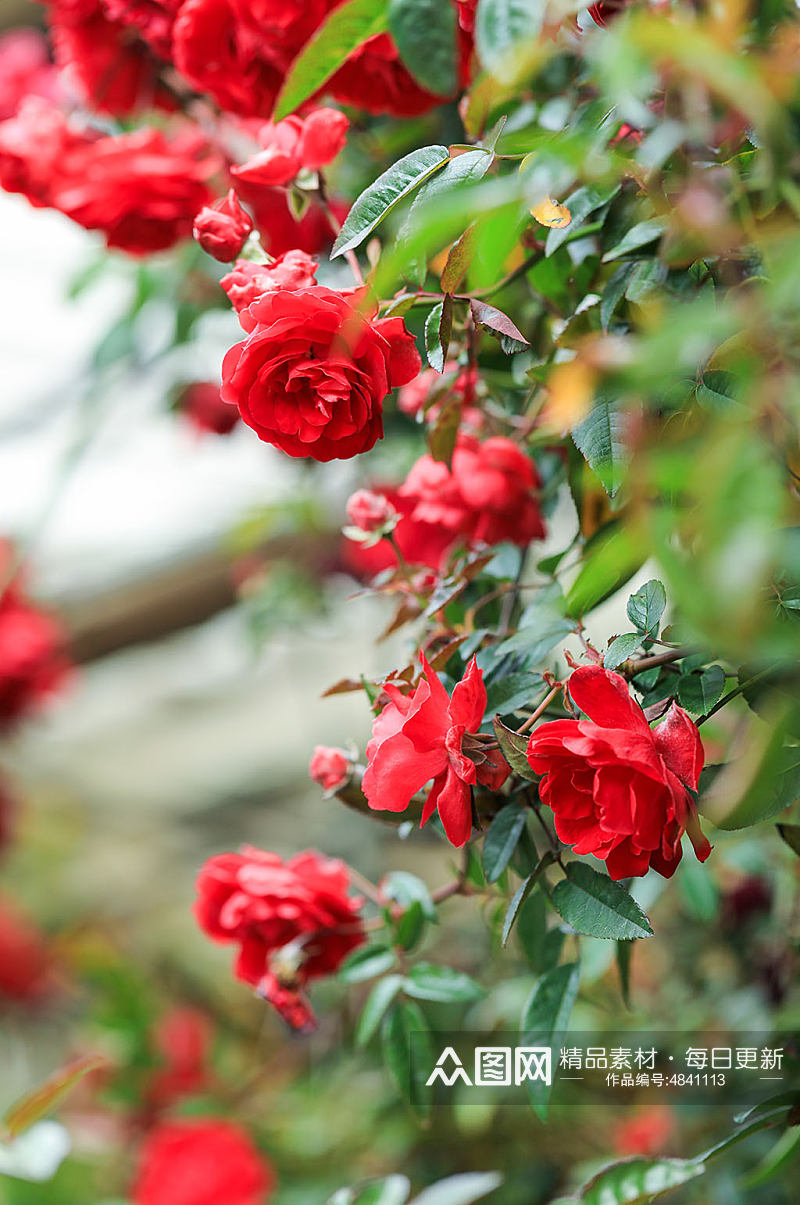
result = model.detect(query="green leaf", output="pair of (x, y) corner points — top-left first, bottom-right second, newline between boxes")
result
(332, 145), (450, 258)
(483, 805), (528, 882)
(677, 665), (726, 713)
(615, 940), (632, 1009)
(484, 672), (543, 715)
(395, 900), (427, 950)
(603, 633), (641, 670)
(404, 151), (493, 262)
(545, 184), (620, 257)
(388, 0), (458, 96)
(403, 962), (485, 1003)
(3, 1055), (106, 1139)
(274, 0), (390, 118)
(329, 1175), (411, 1205)
(411, 1172), (503, 1205)
(475, 0), (545, 76)
(520, 962), (580, 1120)
(601, 263), (636, 330)
(572, 399), (629, 497)
(492, 716), (537, 780)
(576, 1157), (704, 1204)
(382, 999), (433, 1118)
(626, 579), (667, 638)
(501, 852), (556, 945)
(602, 218), (669, 263)
(425, 296), (453, 373)
(356, 975), (405, 1047)
(777, 823), (800, 856)
(469, 299), (529, 351)
(441, 224), (478, 293)
(339, 944), (397, 984)
(551, 863), (653, 940)
(566, 524), (647, 618)
(491, 611), (573, 663)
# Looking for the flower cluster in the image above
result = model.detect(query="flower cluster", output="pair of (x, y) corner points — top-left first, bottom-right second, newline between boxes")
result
(344, 433), (547, 576)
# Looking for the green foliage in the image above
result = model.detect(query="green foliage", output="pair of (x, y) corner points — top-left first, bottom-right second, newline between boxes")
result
(551, 863), (653, 941)
(275, 0), (389, 117)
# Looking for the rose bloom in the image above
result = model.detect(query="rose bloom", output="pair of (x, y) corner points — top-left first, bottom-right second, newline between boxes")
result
(221, 250), (318, 331)
(172, 0), (282, 117)
(0, 895), (59, 1002)
(48, 0), (172, 115)
(396, 433), (546, 555)
(0, 571), (71, 730)
(0, 29), (61, 121)
(526, 666), (711, 879)
(398, 363), (482, 430)
(51, 126), (216, 255)
(193, 189), (252, 261)
(232, 109), (349, 188)
(194, 846), (364, 1029)
(363, 653), (500, 847)
(230, 0), (330, 69)
(132, 1118), (274, 1205)
(308, 745), (351, 792)
(103, 0), (181, 59)
(179, 382), (239, 435)
(220, 287), (421, 461)
(346, 489), (397, 534)
(613, 1106), (676, 1157)
(0, 97), (90, 209)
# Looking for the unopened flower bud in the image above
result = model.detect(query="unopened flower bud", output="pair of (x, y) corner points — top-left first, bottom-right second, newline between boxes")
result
(309, 745), (351, 792)
(193, 190), (253, 262)
(346, 489), (398, 534)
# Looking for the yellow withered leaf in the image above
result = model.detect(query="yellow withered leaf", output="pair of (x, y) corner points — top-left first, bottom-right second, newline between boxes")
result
(530, 198), (572, 229)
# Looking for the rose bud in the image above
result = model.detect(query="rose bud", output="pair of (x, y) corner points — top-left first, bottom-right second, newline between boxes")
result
(193, 190), (253, 262)
(309, 745), (351, 793)
(346, 489), (398, 534)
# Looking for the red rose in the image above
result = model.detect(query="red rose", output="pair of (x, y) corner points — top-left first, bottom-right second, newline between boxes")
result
(232, 109), (348, 188)
(220, 287), (421, 461)
(193, 189), (253, 261)
(230, 0), (331, 69)
(398, 363), (482, 430)
(329, 32), (451, 117)
(0, 570), (71, 730)
(103, 0), (181, 60)
(346, 489), (397, 534)
(341, 485), (455, 579)
(221, 250), (319, 330)
(52, 126), (216, 255)
(179, 382), (239, 435)
(48, 0), (172, 115)
(0, 29), (61, 121)
(397, 433), (546, 555)
(194, 846), (364, 1028)
(0, 97), (89, 209)
(309, 745), (351, 791)
(363, 653), (497, 846)
(172, 0), (281, 117)
(0, 895), (59, 1001)
(526, 666), (712, 879)
(132, 1118), (274, 1205)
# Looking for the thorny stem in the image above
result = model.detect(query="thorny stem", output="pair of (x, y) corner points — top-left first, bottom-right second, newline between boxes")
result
(348, 868), (384, 908)
(622, 647), (689, 674)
